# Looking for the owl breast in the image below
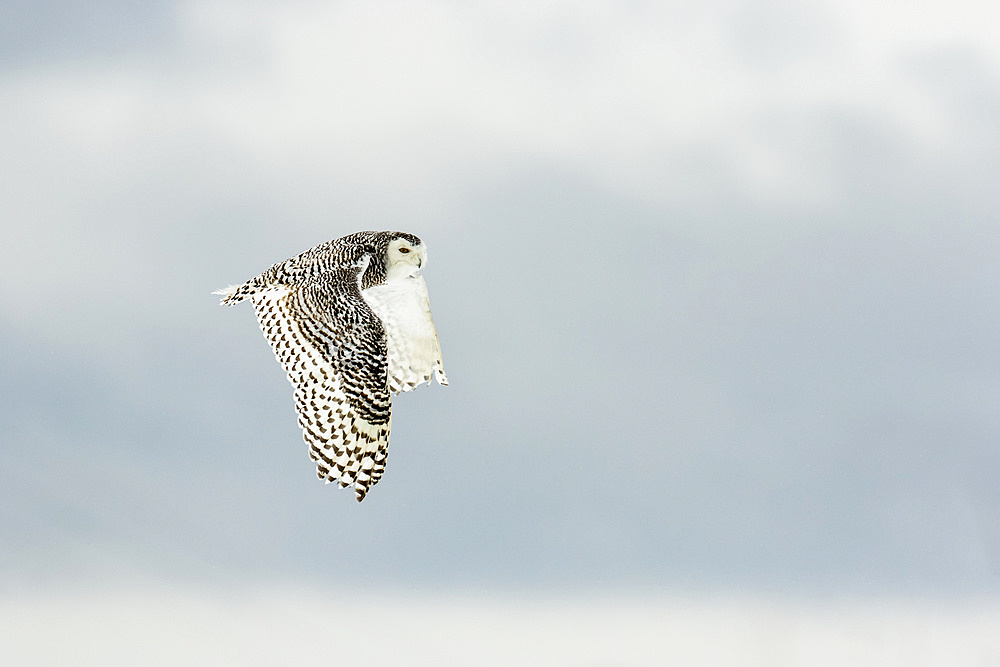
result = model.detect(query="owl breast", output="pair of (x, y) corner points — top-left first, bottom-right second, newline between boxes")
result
(362, 274), (448, 393)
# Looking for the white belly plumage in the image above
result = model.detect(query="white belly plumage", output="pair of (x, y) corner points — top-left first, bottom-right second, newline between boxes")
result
(362, 273), (449, 394)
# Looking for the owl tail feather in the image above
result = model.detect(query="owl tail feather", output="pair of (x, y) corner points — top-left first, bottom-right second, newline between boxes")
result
(212, 283), (252, 306)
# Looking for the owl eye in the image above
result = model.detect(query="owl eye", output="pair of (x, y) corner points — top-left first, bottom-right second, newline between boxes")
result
(398, 247), (411, 254)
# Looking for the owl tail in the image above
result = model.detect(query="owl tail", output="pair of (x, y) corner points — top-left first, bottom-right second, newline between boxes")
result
(212, 283), (253, 306)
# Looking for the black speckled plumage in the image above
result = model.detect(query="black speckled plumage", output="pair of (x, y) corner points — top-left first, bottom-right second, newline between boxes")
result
(215, 231), (447, 501)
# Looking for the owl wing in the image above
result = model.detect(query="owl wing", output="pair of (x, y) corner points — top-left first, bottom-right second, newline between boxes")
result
(362, 273), (449, 394)
(250, 270), (392, 502)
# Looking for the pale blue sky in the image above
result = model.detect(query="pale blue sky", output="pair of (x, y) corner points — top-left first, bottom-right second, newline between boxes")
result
(2, 0), (999, 604)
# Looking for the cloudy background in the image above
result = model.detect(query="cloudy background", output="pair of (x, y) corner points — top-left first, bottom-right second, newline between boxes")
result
(2, 0), (999, 663)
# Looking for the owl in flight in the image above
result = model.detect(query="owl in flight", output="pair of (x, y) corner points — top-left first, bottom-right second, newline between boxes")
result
(214, 231), (448, 501)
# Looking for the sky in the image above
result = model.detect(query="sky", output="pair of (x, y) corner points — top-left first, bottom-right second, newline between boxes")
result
(2, 0), (999, 663)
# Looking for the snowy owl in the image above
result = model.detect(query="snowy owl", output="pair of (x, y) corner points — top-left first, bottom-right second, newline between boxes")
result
(214, 231), (448, 501)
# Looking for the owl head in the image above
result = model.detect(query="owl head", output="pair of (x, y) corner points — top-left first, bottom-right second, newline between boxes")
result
(384, 233), (426, 280)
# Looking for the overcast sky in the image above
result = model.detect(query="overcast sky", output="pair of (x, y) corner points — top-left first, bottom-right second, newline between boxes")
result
(2, 0), (999, 661)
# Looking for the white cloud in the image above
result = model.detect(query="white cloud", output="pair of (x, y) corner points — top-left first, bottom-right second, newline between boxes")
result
(5, 0), (996, 210)
(1, 0), (996, 365)
(3, 585), (1000, 666)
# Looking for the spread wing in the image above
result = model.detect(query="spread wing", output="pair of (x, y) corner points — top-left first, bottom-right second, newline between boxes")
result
(251, 269), (391, 502)
(362, 273), (449, 394)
